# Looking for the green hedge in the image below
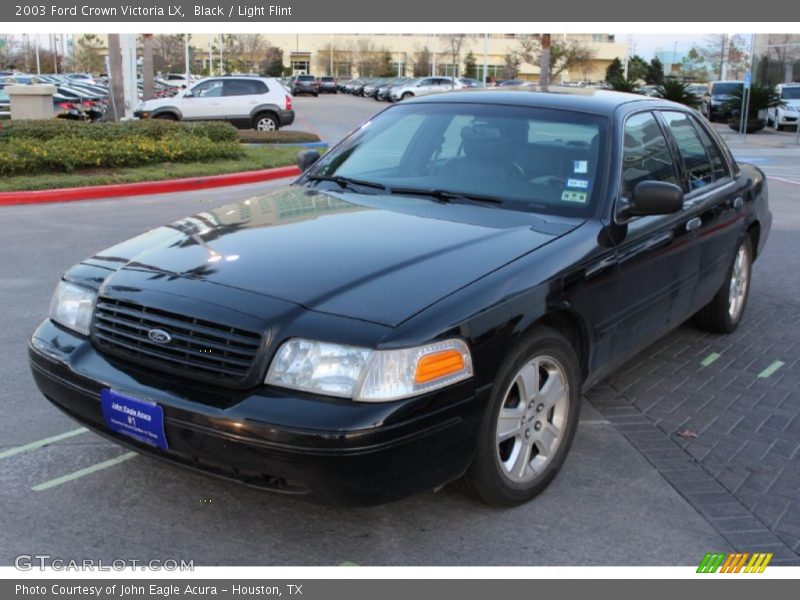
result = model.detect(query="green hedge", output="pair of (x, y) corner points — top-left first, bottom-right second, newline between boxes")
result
(237, 130), (321, 144)
(0, 119), (239, 143)
(0, 136), (243, 175)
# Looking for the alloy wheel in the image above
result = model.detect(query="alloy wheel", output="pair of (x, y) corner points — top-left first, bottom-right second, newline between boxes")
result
(496, 355), (570, 483)
(728, 243), (750, 321)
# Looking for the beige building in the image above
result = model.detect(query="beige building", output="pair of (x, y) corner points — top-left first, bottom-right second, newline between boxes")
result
(86, 33), (627, 84)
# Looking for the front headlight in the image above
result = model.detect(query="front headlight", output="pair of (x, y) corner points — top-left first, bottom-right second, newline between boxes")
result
(265, 338), (473, 402)
(49, 280), (96, 336)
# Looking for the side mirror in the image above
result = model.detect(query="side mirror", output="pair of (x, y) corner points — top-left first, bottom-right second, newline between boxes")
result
(183, 90), (194, 98)
(297, 150), (321, 172)
(620, 181), (684, 219)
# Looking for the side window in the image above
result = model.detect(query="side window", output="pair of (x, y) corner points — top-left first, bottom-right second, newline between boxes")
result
(191, 80), (224, 98)
(225, 80), (267, 96)
(689, 117), (729, 180)
(661, 111), (714, 191)
(621, 112), (678, 195)
(418, 78), (434, 86)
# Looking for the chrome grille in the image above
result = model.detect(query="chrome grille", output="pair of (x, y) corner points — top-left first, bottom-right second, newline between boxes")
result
(92, 297), (263, 386)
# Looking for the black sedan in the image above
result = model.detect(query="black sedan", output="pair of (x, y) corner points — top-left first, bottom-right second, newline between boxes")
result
(29, 89), (770, 506)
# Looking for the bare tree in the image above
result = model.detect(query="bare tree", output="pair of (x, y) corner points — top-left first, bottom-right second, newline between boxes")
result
(517, 35), (596, 82)
(540, 34), (551, 87)
(501, 53), (520, 80)
(153, 34), (191, 74)
(229, 34), (265, 73)
(699, 34), (748, 80)
(441, 34), (469, 78)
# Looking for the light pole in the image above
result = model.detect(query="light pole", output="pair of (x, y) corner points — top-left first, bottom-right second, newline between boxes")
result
(482, 33), (488, 85)
(184, 34), (190, 81)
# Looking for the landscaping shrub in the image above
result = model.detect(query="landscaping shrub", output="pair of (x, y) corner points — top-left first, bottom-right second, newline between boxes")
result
(237, 130), (321, 144)
(0, 135), (243, 175)
(0, 119), (239, 143)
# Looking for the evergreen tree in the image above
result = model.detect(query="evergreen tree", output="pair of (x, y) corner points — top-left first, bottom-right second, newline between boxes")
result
(464, 51), (478, 79)
(646, 57), (665, 85)
(605, 57), (624, 82)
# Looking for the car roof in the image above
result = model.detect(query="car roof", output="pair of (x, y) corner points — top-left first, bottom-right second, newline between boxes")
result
(404, 86), (668, 116)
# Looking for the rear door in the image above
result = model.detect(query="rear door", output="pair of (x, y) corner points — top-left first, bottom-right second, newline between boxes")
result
(608, 110), (702, 360)
(658, 110), (746, 312)
(223, 78), (269, 126)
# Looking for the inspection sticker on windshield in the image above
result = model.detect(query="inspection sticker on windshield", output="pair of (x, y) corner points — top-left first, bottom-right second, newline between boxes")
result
(561, 190), (588, 203)
(573, 160), (588, 174)
(566, 178), (589, 190)
(101, 389), (168, 450)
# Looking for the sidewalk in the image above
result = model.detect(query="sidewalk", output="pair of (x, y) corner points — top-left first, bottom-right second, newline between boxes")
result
(713, 123), (800, 149)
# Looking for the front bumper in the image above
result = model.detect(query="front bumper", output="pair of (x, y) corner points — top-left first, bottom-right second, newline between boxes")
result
(776, 111), (798, 126)
(28, 319), (483, 505)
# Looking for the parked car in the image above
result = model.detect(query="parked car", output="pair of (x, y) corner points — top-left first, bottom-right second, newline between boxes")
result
(363, 78), (391, 98)
(30, 89), (770, 507)
(376, 77), (410, 101)
(766, 83), (800, 131)
(390, 77), (463, 101)
(702, 80), (743, 122)
(350, 78), (376, 96)
(291, 74), (318, 97)
(134, 76), (294, 131)
(317, 76), (338, 93)
(459, 78), (485, 88)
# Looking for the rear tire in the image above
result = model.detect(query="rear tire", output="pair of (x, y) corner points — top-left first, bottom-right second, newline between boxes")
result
(694, 235), (753, 334)
(457, 327), (581, 507)
(253, 113), (279, 131)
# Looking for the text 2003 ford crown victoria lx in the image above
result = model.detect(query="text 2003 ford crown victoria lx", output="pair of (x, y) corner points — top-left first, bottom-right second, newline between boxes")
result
(30, 89), (771, 506)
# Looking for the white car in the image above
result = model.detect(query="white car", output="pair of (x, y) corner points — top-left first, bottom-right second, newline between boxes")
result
(390, 77), (464, 101)
(767, 83), (800, 131)
(134, 76), (295, 131)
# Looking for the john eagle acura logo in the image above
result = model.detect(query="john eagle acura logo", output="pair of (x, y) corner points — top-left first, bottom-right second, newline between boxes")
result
(147, 328), (172, 344)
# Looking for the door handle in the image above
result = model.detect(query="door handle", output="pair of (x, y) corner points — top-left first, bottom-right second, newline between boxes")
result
(686, 217), (702, 232)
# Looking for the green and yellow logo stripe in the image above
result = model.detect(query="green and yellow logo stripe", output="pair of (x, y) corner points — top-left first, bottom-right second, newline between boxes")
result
(697, 552), (773, 573)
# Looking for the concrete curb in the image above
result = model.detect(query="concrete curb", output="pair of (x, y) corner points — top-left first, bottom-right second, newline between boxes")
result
(0, 165), (302, 207)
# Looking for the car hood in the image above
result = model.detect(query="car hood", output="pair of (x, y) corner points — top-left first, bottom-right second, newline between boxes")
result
(84, 186), (582, 327)
(783, 99), (800, 109)
(140, 95), (183, 110)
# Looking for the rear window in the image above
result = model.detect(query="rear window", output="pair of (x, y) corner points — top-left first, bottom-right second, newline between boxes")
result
(713, 83), (742, 96)
(297, 76), (315, 82)
(320, 77), (335, 82)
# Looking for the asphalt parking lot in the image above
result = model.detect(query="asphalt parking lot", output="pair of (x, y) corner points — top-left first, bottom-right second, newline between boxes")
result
(1, 94), (799, 566)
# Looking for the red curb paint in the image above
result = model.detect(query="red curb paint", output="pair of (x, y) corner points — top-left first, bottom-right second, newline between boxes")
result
(0, 165), (302, 207)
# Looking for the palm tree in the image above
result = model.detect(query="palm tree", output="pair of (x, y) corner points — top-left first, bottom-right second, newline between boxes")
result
(725, 83), (785, 132)
(726, 83), (785, 120)
(608, 76), (640, 93)
(653, 79), (702, 108)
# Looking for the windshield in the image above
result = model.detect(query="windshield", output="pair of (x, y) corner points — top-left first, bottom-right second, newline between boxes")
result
(782, 87), (800, 100)
(308, 102), (607, 217)
(713, 83), (742, 96)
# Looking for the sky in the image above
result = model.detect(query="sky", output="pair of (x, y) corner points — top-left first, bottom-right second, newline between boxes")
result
(614, 34), (709, 60)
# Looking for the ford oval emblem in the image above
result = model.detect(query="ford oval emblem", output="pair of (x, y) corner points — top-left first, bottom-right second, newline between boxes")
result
(147, 328), (172, 344)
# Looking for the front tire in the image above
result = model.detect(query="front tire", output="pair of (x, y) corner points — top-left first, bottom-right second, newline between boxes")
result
(458, 327), (581, 506)
(401, 92), (413, 100)
(694, 235), (753, 334)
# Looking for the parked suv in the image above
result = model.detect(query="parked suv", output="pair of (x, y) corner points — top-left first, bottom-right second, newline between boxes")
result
(134, 76), (294, 131)
(317, 76), (337, 93)
(767, 83), (800, 131)
(702, 80), (743, 122)
(390, 77), (463, 101)
(291, 75), (319, 97)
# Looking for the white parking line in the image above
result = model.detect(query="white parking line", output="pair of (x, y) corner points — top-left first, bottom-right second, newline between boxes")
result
(31, 452), (138, 492)
(0, 427), (88, 461)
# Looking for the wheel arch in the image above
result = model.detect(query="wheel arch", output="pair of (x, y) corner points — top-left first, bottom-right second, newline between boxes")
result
(150, 107), (182, 120)
(513, 307), (591, 383)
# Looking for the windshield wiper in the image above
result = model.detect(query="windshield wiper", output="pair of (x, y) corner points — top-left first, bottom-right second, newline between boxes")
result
(387, 187), (504, 205)
(306, 175), (387, 193)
